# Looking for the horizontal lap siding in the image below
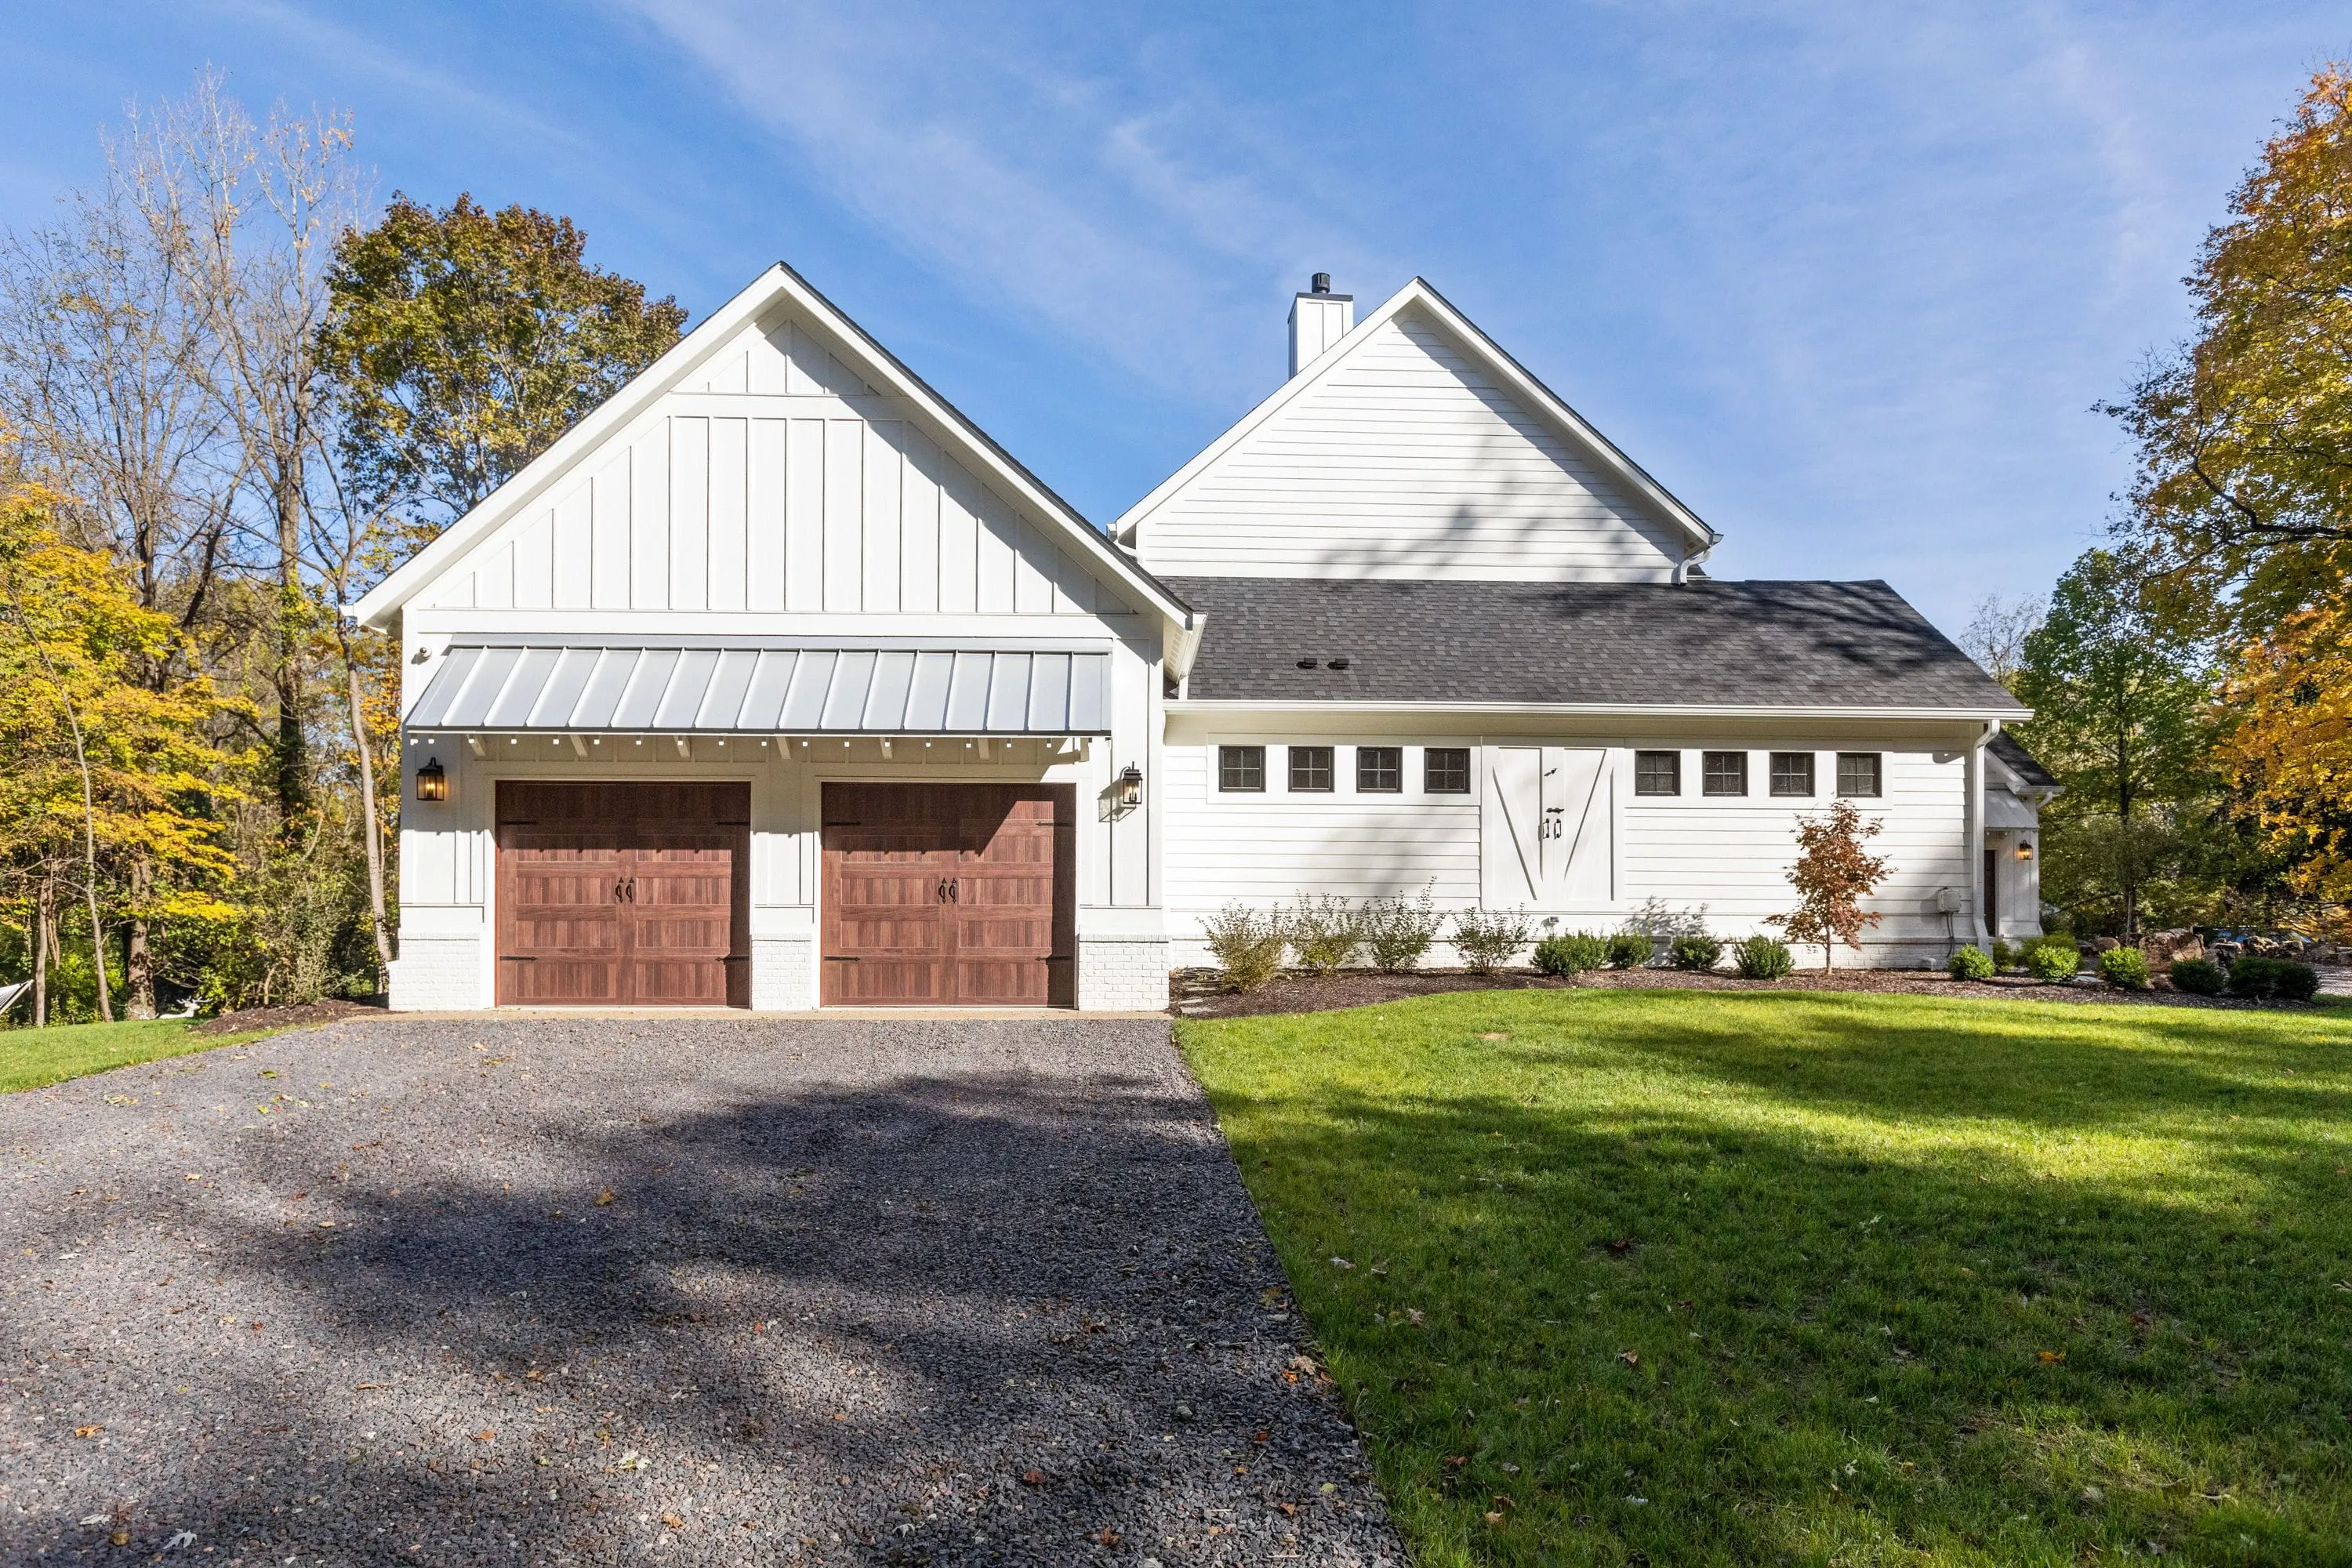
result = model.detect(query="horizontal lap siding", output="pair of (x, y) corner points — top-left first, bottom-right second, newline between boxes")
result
(422, 314), (1109, 618)
(1140, 311), (1682, 580)
(1161, 744), (1478, 913)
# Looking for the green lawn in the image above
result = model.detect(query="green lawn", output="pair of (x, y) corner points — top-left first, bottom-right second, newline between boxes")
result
(0, 1017), (275, 1093)
(1180, 989), (2352, 1567)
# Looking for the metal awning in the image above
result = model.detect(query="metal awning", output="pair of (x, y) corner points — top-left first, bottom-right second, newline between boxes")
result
(406, 640), (1112, 735)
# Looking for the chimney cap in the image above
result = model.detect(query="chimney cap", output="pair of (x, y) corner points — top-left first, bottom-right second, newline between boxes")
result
(1310, 272), (1331, 294)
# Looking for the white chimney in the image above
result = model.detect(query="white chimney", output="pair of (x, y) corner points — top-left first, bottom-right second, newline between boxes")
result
(1287, 272), (1354, 376)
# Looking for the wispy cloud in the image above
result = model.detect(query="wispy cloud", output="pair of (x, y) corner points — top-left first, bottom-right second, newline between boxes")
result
(601, 0), (1387, 393)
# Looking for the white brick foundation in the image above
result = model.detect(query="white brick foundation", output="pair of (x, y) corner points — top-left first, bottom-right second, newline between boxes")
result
(387, 935), (487, 1011)
(751, 935), (817, 1011)
(1077, 935), (1171, 1011)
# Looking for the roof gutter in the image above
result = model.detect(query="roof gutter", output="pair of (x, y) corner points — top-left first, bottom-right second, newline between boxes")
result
(1166, 699), (2033, 722)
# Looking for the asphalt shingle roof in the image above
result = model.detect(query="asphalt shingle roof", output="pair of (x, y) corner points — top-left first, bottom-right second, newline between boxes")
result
(1163, 576), (2027, 712)
(1988, 731), (2059, 786)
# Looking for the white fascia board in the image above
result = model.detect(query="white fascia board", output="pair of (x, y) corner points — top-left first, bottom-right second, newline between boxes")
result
(1166, 700), (2032, 722)
(354, 261), (1197, 639)
(1111, 277), (1720, 556)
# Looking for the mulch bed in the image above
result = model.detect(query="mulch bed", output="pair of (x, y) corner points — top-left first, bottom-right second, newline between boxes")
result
(191, 996), (387, 1035)
(1170, 965), (2312, 1019)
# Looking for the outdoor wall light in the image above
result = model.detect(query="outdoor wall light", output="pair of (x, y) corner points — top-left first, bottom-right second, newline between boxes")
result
(2016, 840), (2034, 861)
(1117, 764), (1144, 809)
(415, 757), (448, 802)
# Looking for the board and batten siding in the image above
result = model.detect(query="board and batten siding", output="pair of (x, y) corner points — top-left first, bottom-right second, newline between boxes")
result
(1136, 307), (1686, 583)
(1161, 738), (1976, 957)
(420, 315), (1113, 619)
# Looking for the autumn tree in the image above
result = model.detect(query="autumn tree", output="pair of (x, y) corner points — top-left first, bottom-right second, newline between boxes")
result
(318, 194), (686, 542)
(2217, 599), (2352, 906)
(2013, 549), (2214, 937)
(1768, 800), (1889, 971)
(2107, 64), (2352, 639)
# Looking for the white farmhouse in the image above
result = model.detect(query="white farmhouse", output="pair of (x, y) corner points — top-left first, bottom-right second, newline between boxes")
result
(355, 264), (2049, 1012)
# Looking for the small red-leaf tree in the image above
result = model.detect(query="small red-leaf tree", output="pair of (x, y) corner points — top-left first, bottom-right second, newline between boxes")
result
(1767, 800), (1891, 971)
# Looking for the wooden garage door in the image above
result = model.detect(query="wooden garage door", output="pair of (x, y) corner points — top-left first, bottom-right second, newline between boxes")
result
(822, 782), (1074, 1006)
(496, 782), (750, 1007)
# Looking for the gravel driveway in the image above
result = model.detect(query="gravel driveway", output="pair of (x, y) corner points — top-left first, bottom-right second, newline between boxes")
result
(0, 1018), (1402, 1567)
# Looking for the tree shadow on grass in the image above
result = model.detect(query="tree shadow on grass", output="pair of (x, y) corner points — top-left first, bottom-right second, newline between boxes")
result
(1194, 1006), (2352, 1566)
(0, 1019), (1402, 1567)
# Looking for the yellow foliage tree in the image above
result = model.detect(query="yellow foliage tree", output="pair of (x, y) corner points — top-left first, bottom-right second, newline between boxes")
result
(0, 477), (243, 1022)
(2219, 599), (2352, 910)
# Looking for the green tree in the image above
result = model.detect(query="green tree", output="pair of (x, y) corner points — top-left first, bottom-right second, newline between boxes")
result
(2107, 64), (2352, 639)
(318, 194), (687, 539)
(2014, 550), (2213, 937)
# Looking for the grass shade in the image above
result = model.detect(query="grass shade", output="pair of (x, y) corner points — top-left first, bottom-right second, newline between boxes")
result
(1180, 989), (2352, 1566)
(0, 1018), (273, 1093)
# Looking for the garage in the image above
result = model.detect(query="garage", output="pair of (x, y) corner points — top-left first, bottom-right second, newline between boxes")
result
(822, 782), (1075, 1006)
(495, 782), (751, 1006)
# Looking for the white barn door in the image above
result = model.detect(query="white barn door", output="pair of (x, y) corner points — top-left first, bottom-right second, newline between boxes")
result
(1482, 746), (1613, 909)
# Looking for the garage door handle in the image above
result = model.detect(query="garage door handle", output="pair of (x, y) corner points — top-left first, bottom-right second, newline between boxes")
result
(613, 877), (637, 902)
(936, 878), (960, 902)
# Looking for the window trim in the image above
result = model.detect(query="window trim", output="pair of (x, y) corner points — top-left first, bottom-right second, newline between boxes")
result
(1287, 744), (1335, 793)
(1217, 744), (1265, 793)
(1769, 751), (1816, 798)
(1423, 746), (1472, 795)
(1356, 745), (1403, 793)
(1835, 751), (1883, 799)
(1634, 750), (1682, 797)
(1701, 750), (1748, 797)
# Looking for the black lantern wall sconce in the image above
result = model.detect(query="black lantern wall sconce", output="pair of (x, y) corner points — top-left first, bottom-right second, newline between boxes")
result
(415, 757), (448, 802)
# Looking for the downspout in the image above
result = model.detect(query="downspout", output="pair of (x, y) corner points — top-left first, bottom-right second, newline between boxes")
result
(1966, 720), (1997, 948)
(1672, 542), (1714, 585)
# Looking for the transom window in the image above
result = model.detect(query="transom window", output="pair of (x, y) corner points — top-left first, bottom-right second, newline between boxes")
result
(1425, 748), (1471, 793)
(1356, 746), (1403, 793)
(1769, 752), (1815, 797)
(1836, 752), (1883, 798)
(1218, 746), (1265, 793)
(1702, 751), (1748, 797)
(1635, 750), (1681, 797)
(1289, 746), (1335, 793)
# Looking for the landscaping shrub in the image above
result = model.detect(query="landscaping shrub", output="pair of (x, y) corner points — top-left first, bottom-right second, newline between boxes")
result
(1948, 945), (1994, 981)
(1533, 931), (1608, 977)
(1200, 902), (1290, 993)
(1604, 931), (1653, 969)
(1452, 907), (1534, 975)
(1668, 932), (1724, 971)
(1991, 938), (2015, 971)
(2227, 955), (2320, 1003)
(2026, 942), (2081, 982)
(1733, 935), (1794, 979)
(1360, 887), (1445, 973)
(2169, 957), (2226, 996)
(1289, 894), (1364, 975)
(2099, 947), (2151, 991)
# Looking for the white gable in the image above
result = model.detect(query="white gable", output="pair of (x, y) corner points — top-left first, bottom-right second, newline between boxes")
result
(417, 311), (1116, 617)
(1123, 285), (1710, 583)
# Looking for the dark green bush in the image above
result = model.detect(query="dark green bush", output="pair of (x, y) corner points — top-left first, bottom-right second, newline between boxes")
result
(1533, 931), (1609, 977)
(1990, 938), (2015, 971)
(2227, 956), (2320, 1003)
(1668, 933), (1723, 971)
(1948, 945), (1994, 981)
(1733, 935), (1793, 979)
(2026, 942), (2081, 982)
(2169, 957), (2225, 996)
(1605, 932), (1653, 970)
(2099, 947), (2151, 990)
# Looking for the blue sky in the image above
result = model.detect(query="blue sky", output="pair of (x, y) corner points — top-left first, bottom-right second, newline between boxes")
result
(3, 2), (2343, 633)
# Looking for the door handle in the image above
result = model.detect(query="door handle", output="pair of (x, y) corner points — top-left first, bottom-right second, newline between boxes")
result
(936, 878), (949, 903)
(949, 878), (959, 902)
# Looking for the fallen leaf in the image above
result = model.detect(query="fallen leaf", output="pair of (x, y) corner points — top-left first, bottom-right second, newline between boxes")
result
(2037, 1351), (2065, 1364)
(287, 1192), (307, 1203)
(1485, 1511), (1504, 1525)
(73, 1425), (101, 1439)
(1405, 1308), (1426, 1326)
(474, 1429), (496, 1443)
(662, 1514), (684, 1530)
(1092, 1526), (1121, 1545)
(1272, 1501), (1297, 1517)
(596, 1189), (615, 1207)
(1021, 1469), (1047, 1486)
(1445, 1455), (1468, 1468)
(1329, 1256), (1354, 1270)
(1619, 1350), (1640, 1366)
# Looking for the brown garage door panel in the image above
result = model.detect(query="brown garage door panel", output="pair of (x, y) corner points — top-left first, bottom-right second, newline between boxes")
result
(822, 782), (1073, 1007)
(497, 782), (750, 1007)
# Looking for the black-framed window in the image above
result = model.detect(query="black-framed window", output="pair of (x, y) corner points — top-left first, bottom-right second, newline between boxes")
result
(1635, 750), (1681, 797)
(1769, 751), (1815, 797)
(1425, 747), (1471, 793)
(1356, 746), (1403, 793)
(1218, 745), (1265, 793)
(1289, 746), (1335, 793)
(1836, 752), (1882, 798)
(1702, 750), (1748, 797)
